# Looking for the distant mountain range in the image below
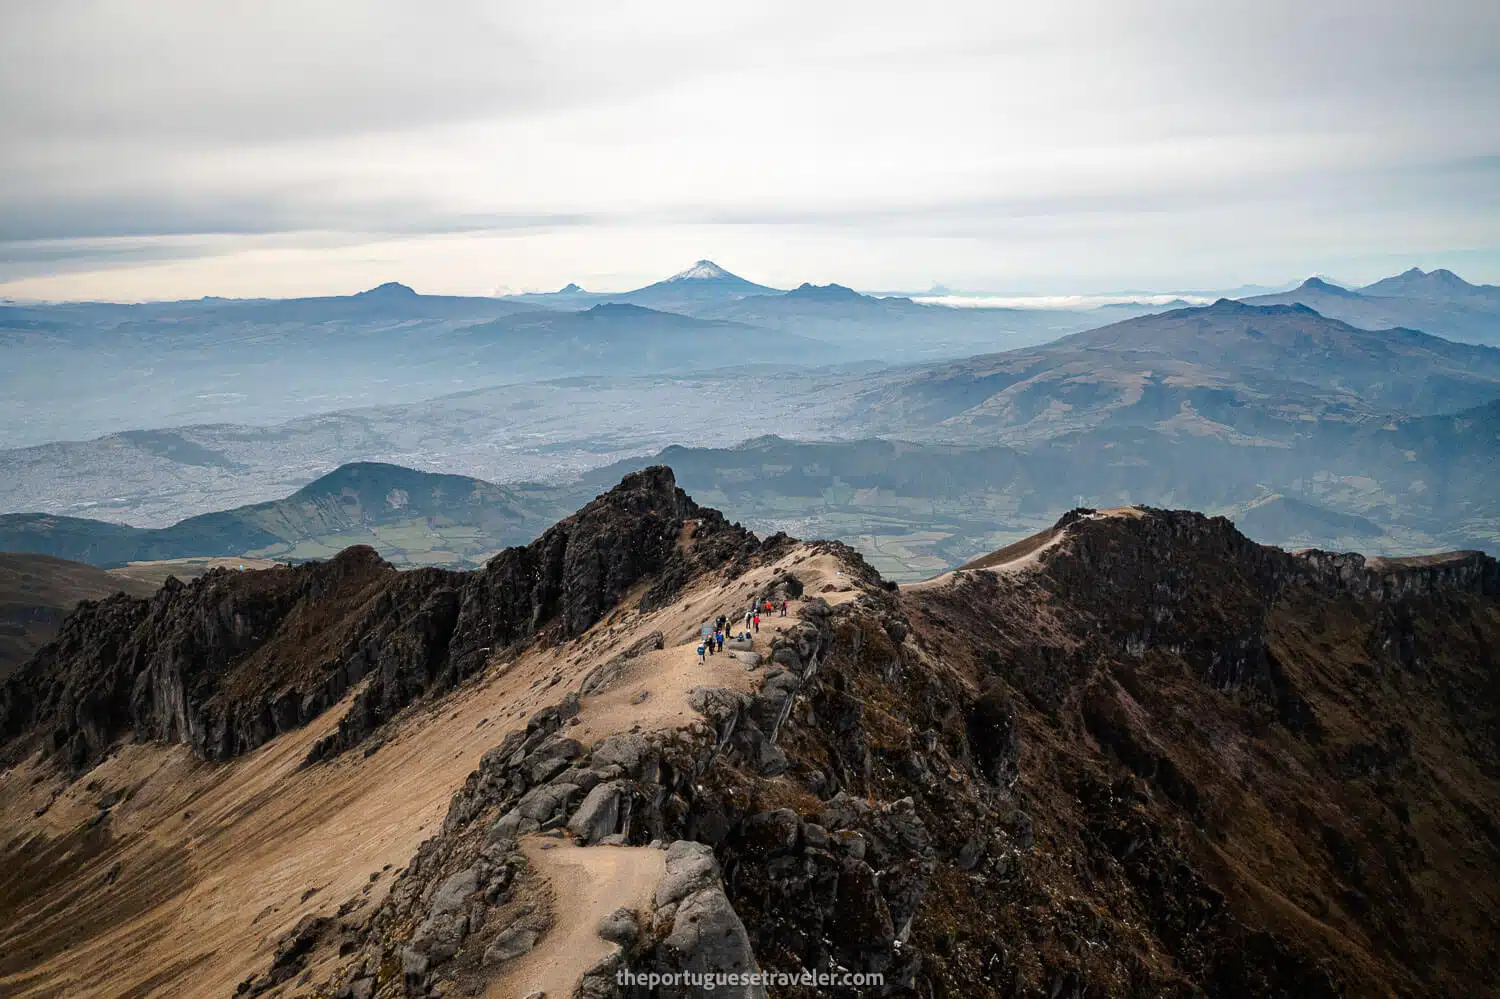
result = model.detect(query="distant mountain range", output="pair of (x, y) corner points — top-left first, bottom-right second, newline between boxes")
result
(859, 298), (1500, 442)
(1242, 268), (1500, 345)
(0, 462), (555, 568)
(11, 259), (1495, 449)
(506, 263), (1174, 360)
(6, 295), (1500, 577)
(503, 259), (776, 311)
(0, 275), (844, 447)
(689, 282), (1101, 355)
(5, 266), (1500, 582)
(441, 301), (838, 371)
(0, 281), (539, 344)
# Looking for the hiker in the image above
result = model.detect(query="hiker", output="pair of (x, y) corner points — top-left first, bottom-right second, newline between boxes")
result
(780, 599), (788, 617)
(716, 632), (724, 652)
(745, 610), (753, 629)
(697, 643), (706, 664)
(706, 634), (715, 655)
(753, 613), (760, 633)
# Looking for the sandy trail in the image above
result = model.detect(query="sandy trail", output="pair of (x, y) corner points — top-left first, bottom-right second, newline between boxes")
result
(490, 840), (665, 999)
(483, 545), (851, 998)
(904, 530), (1065, 590)
(905, 508), (1144, 591)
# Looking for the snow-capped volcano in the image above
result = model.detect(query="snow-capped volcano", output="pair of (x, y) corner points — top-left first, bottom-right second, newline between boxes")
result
(667, 259), (736, 282)
(501, 259), (779, 311)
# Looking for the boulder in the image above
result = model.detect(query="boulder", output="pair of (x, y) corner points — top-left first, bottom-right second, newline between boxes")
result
(516, 782), (581, 823)
(483, 926), (538, 964)
(523, 735), (583, 784)
(568, 780), (629, 845)
(597, 906), (641, 946)
(689, 686), (749, 725)
(427, 866), (480, 917)
(655, 840), (721, 907)
(590, 732), (651, 775)
(659, 887), (764, 998)
(743, 809), (800, 855)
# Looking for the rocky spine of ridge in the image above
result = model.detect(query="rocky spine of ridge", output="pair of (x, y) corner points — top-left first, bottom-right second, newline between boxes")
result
(283, 508), (1500, 999)
(9, 493), (1499, 998)
(291, 553), (879, 999)
(0, 467), (759, 771)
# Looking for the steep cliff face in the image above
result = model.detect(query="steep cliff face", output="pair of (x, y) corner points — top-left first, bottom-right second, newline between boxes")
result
(0, 467), (757, 770)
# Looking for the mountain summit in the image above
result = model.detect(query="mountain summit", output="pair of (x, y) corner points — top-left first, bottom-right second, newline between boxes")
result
(601, 259), (778, 310)
(353, 281), (418, 298)
(1244, 266), (1500, 345)
(666, 259), (737, 282)
(1361, 266), (1489, 299)
(785, 281), (867, 301)
(1295, 276), (1360, 297)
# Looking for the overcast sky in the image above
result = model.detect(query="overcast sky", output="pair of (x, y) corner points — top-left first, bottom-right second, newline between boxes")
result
(2, 0), (1497, 301)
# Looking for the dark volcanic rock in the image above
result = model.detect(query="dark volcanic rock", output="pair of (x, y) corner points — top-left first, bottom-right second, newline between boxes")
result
(0, 467), (757, 770)
(10, 484), (1500, 999)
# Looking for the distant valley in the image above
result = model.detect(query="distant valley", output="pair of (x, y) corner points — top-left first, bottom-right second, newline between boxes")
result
(4, 267), (1498, 583)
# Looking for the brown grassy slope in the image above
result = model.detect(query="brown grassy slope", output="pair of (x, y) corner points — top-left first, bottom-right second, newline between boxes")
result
(0, 553), (157, 680)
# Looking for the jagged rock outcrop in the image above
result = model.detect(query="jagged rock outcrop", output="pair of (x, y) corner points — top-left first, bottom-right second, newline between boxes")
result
(0, 467), (758, 770)
(646, 840), (764, 999)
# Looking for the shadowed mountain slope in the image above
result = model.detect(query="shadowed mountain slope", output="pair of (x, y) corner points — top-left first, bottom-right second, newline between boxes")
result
(444, 301), (839, 369)
(0, 554), (157, 680)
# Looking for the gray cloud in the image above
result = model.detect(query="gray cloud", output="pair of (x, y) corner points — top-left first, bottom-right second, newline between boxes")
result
(1, 0), (1497, 296)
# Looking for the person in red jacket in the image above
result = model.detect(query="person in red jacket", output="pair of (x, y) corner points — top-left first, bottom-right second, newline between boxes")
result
(753, 613), (760, 633)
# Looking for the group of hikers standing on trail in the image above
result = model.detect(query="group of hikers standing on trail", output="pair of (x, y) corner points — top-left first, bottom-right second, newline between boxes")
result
(697, 598), (791, 663)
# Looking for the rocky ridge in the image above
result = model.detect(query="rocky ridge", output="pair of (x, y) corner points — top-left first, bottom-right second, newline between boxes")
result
(3, 489), (1499, 998)
(0, 467), (758, 770)
(261, 507), (1499, 998)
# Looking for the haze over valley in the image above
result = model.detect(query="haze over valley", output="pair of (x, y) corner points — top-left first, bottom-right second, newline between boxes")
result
(6, 261), (1499, 583)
